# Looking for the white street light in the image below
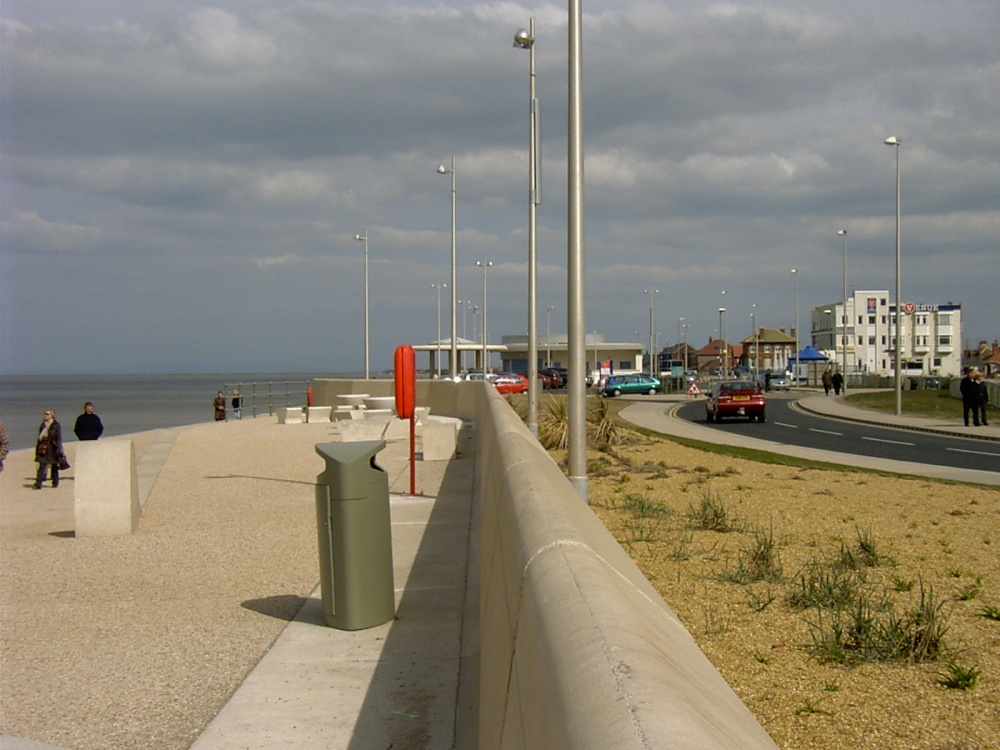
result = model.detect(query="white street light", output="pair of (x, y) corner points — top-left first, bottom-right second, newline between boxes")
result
(515, 18), (541, 436)
(884, 136), (902, 415)
(837, 229), (848, 392)
(354, 229), (370, 380)
(477, 260), (493, 373)
(437, 157), (458, 379)
(718, 307), (727, 376)
(644, 289), (658, 375)
(546, 305), (555, 368)
(431, 282), (446, 378)
(791, 268), (799, 387)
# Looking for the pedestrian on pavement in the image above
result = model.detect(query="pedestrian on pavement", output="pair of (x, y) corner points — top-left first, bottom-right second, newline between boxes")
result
(822, 367), (833, 396)
(214, 391), (227, 421)
(34, 409), (65, 489)
(231, 389), (242, 420)
(73, 402), (105, 441)
(0, 420), (9, 473)
(960, 367), (980, 427)
(831, 369), (844, 396)
(974, 371), (990, 426)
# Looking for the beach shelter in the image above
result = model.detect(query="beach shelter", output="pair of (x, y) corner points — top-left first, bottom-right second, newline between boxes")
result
(789, 345), (829, 385)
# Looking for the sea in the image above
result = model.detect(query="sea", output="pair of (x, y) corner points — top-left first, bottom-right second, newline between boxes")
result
(0, 373), (366, 451)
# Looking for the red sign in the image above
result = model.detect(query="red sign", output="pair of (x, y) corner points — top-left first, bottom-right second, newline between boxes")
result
(904, 302), (915, 314)
(687, 382), (702, 396)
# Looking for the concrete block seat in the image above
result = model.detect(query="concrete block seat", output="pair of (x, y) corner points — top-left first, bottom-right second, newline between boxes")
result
(276, 407), (305, 424)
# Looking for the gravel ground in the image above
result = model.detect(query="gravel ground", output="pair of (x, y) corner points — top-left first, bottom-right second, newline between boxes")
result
(0, 418), (412, 750)
(574, 430), (1000, 750)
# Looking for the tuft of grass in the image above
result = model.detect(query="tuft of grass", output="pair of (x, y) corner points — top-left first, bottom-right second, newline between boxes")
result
(954, 576), (983, 601)
(980, 605), (1000, 621)
(622, 492), (671, 519)
(938, 662), (980, 690)
(687, 492), (740, 533)
(787, 560), (862, 610)
(721, 523), (783, 585)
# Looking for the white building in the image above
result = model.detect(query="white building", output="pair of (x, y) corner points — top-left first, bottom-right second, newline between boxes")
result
(811, 290), (963, 377)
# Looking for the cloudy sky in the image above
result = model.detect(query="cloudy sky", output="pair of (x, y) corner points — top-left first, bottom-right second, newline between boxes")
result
(2, 1), (997, 375)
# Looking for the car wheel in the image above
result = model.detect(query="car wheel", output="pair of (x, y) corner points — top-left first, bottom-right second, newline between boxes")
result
(647, 388), (656, 395)
(612, 388), (622, 397)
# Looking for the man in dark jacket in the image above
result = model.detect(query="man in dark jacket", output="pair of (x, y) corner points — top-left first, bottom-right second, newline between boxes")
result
(73, 402), (105, 440)
(959, 368), (980, 427)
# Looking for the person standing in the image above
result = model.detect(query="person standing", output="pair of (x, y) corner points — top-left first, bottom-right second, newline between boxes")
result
(975, 371), (990, 426)
(73, 402), (105, 441)
(214, 391), (227, 421)
(831, 369), (844, 396)
(0, 420), (9, 473)
(231, 389), (242, 420)
(960, 367), (980, 427)
(821, 367), (833, 396)
(34, 409), (64, 489)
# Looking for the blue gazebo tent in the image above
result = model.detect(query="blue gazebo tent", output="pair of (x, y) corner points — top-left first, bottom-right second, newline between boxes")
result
(789, 346), (828, 385)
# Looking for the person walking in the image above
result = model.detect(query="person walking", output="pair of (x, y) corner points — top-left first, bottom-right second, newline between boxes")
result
(960, 367), (980, 427)
(0, 420), (9, 473)
(231, 389), (242, 420)
(831, 369), (844, 396)
(975, 371), (990, 426)
(821, 367), (833, 396)
(34, 409), (64, 489)
(214, 391), (227, 421)
(73, 402), (105, 440)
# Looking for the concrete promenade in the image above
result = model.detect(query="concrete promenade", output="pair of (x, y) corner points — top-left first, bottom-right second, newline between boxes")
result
(2, 390), (996, 750)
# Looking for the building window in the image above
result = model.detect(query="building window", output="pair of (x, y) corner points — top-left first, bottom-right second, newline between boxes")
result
(858, 336), (864, 345)
(881, 298), (887, 306)
(933, 358), (942, 367)
(868, 316), (876, 325)
(858, 315), (864, 325)
(764, 345), (771, 353)
(939, 335), (951, 346)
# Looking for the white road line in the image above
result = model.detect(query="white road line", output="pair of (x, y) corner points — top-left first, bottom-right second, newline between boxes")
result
(947, 447), (1000, 458)
(862, 436), (915, 446)
(774, 422), (798, 428)
(809, 428), (843, 436)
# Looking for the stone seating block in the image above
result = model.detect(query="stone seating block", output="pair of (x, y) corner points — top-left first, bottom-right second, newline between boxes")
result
(307, 406), (332, 423)
(421, 417), (459, 461)
(339, 418), (392, 442)
(74, 440), (141, 537)
(277, 407), (305, 424)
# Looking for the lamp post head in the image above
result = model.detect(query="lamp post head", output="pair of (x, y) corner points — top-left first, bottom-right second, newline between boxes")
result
(719, 307), (726, 313)
(437, 165), (449, 174)
(884, 136), (901, 146)
(836, 229), (847, 236)
(354, 234), (365, 241)
(514, 28), (534, 49)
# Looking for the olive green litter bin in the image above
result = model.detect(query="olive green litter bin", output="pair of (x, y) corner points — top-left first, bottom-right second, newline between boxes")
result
(315, 440), (395, 630)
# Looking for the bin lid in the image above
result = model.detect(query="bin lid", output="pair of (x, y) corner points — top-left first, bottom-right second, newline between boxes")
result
(316, 440), (387, 497)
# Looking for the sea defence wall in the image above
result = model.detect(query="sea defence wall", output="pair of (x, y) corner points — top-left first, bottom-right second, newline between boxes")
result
(312, 378), (777, 748)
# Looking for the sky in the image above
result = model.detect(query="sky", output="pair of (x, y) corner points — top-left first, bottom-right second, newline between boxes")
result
(1, 0), (998, 375)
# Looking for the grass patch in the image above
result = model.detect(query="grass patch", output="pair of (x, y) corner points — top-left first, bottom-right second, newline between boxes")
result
(844, 388), (963, 419)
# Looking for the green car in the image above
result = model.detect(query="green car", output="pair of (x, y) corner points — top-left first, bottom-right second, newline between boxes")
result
(601, 374), (661, 397)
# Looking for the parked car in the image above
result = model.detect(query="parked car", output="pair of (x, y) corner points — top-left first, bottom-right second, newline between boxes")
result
(538, 368), (564, 388)
(601, 374), (662, 397)
(767, 375), (791, 391)
(492, 372), (529, 394)
(551, 367), (592, 388)
(706, 380), (766, 422)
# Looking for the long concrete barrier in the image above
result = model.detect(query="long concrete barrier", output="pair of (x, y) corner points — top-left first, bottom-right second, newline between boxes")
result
(312, 378), (778, 748)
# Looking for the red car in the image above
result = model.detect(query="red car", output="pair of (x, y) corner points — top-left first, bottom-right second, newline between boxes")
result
(706, 380), (766, 423)
(492, 373), (529, 395)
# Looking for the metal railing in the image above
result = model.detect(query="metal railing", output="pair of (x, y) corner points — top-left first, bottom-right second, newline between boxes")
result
(222, 380), (311, 419)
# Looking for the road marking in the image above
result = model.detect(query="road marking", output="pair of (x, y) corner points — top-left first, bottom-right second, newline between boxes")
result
(774, 422), (798, 428)
(947, 447), (1000, 458)
(862, 436), (915, 446)
(810, 428), (843, 436)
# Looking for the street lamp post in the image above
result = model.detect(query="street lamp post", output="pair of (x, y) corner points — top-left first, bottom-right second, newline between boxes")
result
(884, 136), (902, 415)
(791, 268), (799, 387)
(837, 229), (848, 392)
(354, 228), (370, 380)
(752, 304), (758, 381)
(437, 157), (458, 379)
(477, 260), (493, 373)
(644, 289), (658, 375)
(431, 282), (446, 378)
(515, 19), (541, 436)
(546, 305), (554, 367)
(718, 307), (727, 377)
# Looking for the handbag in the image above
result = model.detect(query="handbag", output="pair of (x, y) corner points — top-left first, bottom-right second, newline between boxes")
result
(58, 453), (71, 471)
(38, 441), (49, 456)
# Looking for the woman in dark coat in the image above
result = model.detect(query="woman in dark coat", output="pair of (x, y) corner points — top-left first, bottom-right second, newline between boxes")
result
(34, 409), (64, 489)
(214, 391), (227, 421)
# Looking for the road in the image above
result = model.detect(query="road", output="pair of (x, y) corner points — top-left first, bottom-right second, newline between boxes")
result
(674, 393), (1000, 474)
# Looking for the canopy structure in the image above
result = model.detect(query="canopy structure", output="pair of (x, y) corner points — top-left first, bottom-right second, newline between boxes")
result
(789, 345), (829, 385)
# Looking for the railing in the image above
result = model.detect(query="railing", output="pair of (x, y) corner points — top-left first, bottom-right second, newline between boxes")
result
(222, 380), (311, 419)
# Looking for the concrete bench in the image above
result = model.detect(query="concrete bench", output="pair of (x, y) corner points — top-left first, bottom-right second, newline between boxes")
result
(420, 416), (461, 461)
(74, 440), (141, 537)
(306, 406), (332, 423)
(277, 407), (305, 424)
